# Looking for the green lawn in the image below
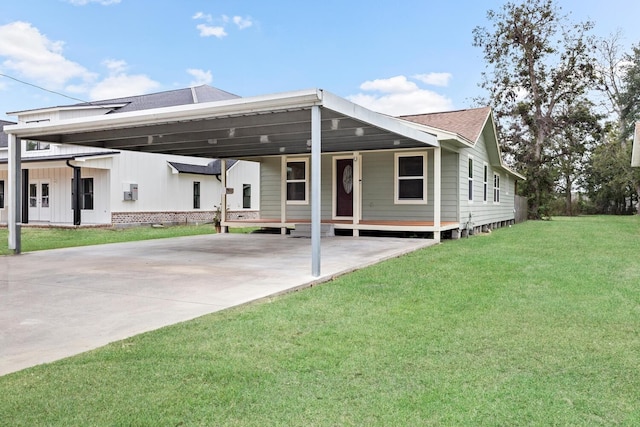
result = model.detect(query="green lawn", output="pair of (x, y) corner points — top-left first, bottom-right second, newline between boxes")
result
(1, 216), (639, 426)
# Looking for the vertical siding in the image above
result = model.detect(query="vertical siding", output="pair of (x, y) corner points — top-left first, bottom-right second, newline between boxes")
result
(226, 160), (260, 211)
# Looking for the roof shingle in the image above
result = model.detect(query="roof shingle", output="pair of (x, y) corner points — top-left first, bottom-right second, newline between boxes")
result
(399, 106), (492, 143)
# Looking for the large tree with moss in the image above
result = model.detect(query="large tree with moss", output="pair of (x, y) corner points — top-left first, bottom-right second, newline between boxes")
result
(473, 0), (598, 218)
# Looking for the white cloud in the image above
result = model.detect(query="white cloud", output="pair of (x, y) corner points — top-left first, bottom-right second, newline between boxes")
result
(0, 21), (96, 88)
(66, 0), (121, 5)
(196, 23), (227, 38)
(347, 75), (454, 116)
(89, 73), (160, 100)
(192, 12), (213, 22)
(187, 69), (213, 86)
(194, 12), (253, 38)
(360, 75), (418, 94)
(103, 59), (128, 74)
(413, 72), (452, 87)
(233, 16), (253, 30)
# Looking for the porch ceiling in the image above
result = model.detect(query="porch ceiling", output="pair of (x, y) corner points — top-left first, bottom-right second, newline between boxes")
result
(4, 89), (438, 159)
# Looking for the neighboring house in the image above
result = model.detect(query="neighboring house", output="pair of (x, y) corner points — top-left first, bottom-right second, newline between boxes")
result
(0, 86), (260, 226)
(632, 122), (640, 167)
(4, 88), (523, 243)
(232, 106), (523, 238)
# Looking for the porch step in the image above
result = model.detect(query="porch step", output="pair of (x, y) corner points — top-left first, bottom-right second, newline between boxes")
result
(290, 223), (335, 238)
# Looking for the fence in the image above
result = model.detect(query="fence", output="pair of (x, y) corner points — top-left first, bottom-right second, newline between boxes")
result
(514, 195), (528, 223)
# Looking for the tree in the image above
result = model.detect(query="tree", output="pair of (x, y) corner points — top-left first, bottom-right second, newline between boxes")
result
(473, 0), (598, 218)
(594, 37), (640, 214)
(585, 127), (638, 214)
(551, 100), (602, 215)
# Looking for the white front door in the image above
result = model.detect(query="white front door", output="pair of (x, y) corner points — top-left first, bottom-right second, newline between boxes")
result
(28, 180), (51, 222)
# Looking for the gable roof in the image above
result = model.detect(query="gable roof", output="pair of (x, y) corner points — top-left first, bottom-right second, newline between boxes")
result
(8, 85), (240, 116)
(167, 159), (237, 175)
(399, 106), (492, 144)
(1, 120), (16, 148)
(632, 122), (640, 167)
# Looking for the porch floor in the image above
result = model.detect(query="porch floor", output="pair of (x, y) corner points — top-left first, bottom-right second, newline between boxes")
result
(225, 218), (460, 232)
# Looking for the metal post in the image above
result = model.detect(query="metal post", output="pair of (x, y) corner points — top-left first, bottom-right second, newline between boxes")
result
(433, 147), (442, 242)
(311, 106), (321, 277)
(220, 159), (227, 233)
(8, 134), (22, 253)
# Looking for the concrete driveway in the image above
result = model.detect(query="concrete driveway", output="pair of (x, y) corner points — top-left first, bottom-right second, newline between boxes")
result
(0, 233), (436, 376)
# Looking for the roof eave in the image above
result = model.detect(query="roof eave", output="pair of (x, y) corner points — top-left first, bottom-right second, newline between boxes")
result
(4, 89), (325, 139)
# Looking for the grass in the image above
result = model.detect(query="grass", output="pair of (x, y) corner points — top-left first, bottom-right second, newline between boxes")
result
(1, 216), (639, 425)
(0, 225), (258, 255)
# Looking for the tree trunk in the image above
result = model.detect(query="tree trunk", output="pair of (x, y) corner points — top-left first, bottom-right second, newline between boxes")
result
(565, 177), (573, 216)
(636, 183), (640, 215)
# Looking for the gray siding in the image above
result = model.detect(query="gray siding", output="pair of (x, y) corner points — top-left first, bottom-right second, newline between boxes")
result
(259, 157), (282, 218)
(459, 130), (516, 227)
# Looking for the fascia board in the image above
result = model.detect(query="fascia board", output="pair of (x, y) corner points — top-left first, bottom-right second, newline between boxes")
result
(4, 89), (324, 138)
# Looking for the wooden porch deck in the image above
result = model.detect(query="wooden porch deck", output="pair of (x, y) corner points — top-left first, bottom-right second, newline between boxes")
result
(224, 218), (460, 232)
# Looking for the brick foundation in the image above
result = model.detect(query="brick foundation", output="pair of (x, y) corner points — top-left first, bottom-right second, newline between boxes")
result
(111, 210), (259, 226)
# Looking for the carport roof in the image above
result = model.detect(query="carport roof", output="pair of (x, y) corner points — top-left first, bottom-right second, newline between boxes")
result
(4, 89), (438, 159)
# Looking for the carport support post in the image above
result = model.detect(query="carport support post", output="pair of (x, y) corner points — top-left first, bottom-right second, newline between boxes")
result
(7, 134), (22, 253)
(221, 159), (227, 233)
(311, 105), (321, 277)
(433, 146), (441, 242)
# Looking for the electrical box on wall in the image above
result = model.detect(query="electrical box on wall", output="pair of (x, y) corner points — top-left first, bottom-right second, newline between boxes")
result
(123, 183), (139, 201)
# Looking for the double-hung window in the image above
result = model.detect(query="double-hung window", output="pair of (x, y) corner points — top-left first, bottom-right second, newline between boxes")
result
(468, 156), (474, 202)
(286, 158), (308, 204)
(395, 152), (428, 204)
(483, 164), (488, 203)
(71, 177), (94, 209)
(243, 184), (251, 209)
(193, 181), (201, 209)
(493, 173), (501, 203)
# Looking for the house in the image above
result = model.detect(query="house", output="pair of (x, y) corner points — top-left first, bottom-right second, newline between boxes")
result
(224, 105), (523, 238)
(632, 122), (640, 167)
(3, 88), (524, 275)
(0, 86), (260, 226)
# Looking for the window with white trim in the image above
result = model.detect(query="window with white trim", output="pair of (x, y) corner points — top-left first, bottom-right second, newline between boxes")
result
(395, 152), (428, 204)
(493, 173), (501, 203)
(483, 163), (488, 203)
(242, 184), (251, 209)
(193, 181), (201, 209)
(468, 156), (474, 202)
(286, 158), (308, 204)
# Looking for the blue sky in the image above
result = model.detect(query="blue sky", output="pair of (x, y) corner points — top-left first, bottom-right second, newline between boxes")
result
(1, 0), (638, 122)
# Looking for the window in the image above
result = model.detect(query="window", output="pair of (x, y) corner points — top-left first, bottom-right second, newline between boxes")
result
(483, 163), (488, 203)
(395, 153), (427, 204)
(193, 181), (201, 209)
(286, 158), (308, 204)
(0, 180), (4, 209)
(25, 140), (50, 151)
(468, 156), (474, 202)
(73, 178), (94, 210)
(81, 178), (93, 210)
(243, 184), (251, 209)
(493, 173), (501, 203)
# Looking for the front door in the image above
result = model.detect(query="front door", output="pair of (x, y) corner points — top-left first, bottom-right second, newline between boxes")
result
(335, 158), (354, 218)
(28, 180), (51, 222)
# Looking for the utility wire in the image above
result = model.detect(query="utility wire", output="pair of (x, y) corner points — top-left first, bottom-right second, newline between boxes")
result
(0, 72), (95, 105)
